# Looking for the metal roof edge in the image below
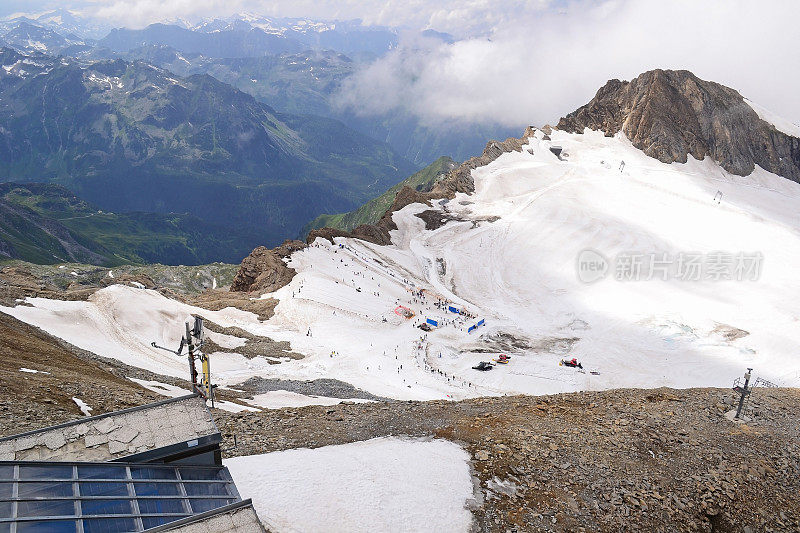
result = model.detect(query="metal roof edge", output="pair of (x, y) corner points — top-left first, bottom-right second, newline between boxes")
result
(142, 499), (261, 532)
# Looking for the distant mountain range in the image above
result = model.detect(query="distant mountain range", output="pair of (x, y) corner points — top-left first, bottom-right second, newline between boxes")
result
(0, 12), (517, 166)
(91, 43), (516, 166)
(0, 48), (415, 263)
(0, 11), (519, 266)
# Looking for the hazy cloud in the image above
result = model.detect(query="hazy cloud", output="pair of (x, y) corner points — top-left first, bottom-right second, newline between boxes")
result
(76, 0), (549, 36)
(334, 0), (800, 128)
(6, 1), (799, 128)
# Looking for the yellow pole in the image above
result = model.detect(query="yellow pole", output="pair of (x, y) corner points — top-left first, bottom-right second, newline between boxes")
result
(201, 354), (212, 405)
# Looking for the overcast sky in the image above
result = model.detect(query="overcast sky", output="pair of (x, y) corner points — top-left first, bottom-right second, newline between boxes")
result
(3, 0), (799, 128)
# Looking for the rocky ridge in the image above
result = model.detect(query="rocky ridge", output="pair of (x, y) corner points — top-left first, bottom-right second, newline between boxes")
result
(557, 69), (800, 183)
(229, 239), (306, 293)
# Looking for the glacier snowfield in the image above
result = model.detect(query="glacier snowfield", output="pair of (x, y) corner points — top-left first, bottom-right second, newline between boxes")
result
(4, 129), (800, 405)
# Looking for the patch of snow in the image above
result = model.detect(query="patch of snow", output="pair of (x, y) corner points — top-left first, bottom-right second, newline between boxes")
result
(745, 98), (800, 138)
(70, 271), (78, 276)
(213, 400), (260, 413)
(486, 476), (518, 499)
(205, 330), (247, 349)
(19, 367), (50, 374)
(107, 270), (114, 278)
(72, 397), (92, 416)
(130, 281), (145, 289)
(244, 390), (373, 409)
(1, 286), (263, 383)
(128, 377), (188, 398)
(225, 437), (474, 533)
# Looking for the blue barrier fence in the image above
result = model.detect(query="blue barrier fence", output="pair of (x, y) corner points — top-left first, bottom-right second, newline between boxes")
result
(467, 318), (485, 334)
(448, 306), (460, 314)
(426, 318), (439, 327)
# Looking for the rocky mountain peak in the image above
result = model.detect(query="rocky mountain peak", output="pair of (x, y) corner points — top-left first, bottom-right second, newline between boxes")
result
(557, 69), (800, 183)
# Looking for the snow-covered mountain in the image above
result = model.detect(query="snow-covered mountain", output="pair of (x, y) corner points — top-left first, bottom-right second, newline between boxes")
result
(0, 9), (109, 39)
(0, 20), (88, 55)
(3, 70), (799, 406)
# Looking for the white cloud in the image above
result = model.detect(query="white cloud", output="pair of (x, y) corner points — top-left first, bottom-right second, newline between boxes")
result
(30, 0), (800, 128)
(80, 0), (549, 35)
(333, 0), (800, 128)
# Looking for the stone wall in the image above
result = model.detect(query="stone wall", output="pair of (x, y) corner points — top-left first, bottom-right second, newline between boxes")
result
(0, 394), (217, 461)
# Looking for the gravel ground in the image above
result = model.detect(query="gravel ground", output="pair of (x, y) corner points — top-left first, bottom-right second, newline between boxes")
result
(216, 387), (800, 533)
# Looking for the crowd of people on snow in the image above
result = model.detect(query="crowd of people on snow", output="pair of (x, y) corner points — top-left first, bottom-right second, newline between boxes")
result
(298, 239), (491, 394)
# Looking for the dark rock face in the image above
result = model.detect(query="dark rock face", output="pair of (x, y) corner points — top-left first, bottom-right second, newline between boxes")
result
(229, 240), (305, 293)
(557, 69), (800, 183)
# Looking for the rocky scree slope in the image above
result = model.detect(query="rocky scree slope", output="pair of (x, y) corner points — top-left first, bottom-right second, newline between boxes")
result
(557, 69), (800, 183)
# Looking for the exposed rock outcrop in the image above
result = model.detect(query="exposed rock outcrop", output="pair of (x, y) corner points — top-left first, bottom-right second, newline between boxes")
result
(229, 240), (306, 293)
(557, 69), (800, 183)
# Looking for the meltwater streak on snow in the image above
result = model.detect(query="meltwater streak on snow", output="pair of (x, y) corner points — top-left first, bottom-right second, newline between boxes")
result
(1, 130), (799, 402)
(225, 437), (474, 533)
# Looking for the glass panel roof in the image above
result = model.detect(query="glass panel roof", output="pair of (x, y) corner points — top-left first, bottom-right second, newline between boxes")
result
(0, 461), (240, 532)
(77, 466), (127, 480)
(18, 465), (73, 480)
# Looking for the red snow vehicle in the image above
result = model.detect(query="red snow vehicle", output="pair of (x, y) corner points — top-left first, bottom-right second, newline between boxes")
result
(560, 358), (583, 369)
(493, 354), (511, 364)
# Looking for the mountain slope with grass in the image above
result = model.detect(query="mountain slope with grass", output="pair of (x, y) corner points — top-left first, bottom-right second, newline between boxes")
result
(0, 183), (263, 265)
(0, 195), (113, 265)
(307, 156), (458, 233)
(108, 44), (519, 166)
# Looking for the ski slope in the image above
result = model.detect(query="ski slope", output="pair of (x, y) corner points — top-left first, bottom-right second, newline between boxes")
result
(3, 129), (799, 402)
